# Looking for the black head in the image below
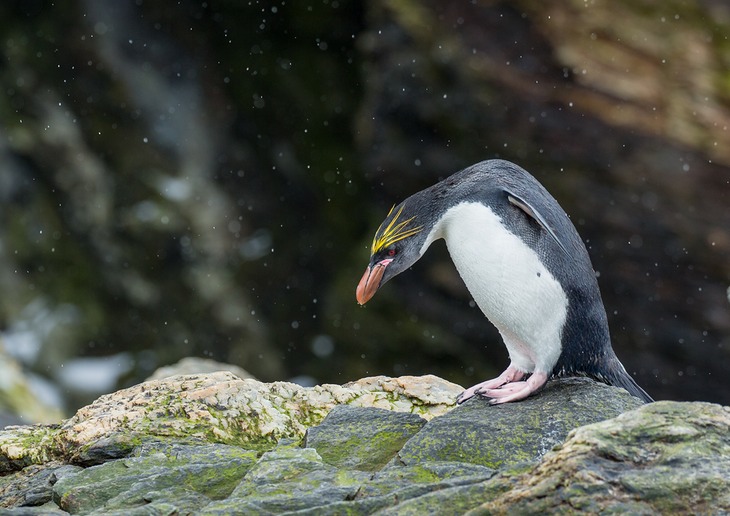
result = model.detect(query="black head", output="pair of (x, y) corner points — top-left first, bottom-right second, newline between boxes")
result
(356, 202), (430, 305)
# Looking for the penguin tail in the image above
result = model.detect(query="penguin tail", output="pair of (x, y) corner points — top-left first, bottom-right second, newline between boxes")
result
(606, 361), (654, 403)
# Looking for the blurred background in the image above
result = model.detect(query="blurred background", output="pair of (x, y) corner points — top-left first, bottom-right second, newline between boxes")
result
(1, 0), (729, 425)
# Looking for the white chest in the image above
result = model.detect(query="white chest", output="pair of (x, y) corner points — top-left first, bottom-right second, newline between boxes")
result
(421, 202), (568, 372)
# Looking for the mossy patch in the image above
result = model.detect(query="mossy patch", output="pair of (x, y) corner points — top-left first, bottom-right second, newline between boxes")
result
(0, 424), (63, 474)
(305, 405), (426, 471)
(218, 446), (371, 513)
(398, 378), (642, 469)
(53, 442), (258, 514)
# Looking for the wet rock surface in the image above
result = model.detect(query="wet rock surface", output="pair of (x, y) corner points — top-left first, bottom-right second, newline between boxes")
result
(477, 401), (730, 514)
(2, 374), (726, 514)
(0, 372), (461, 474)
(304, 405), (427, 472)
(397, 377), (642, 470)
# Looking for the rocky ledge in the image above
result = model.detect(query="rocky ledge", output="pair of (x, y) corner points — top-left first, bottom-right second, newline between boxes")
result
(0, 372), (728, 514)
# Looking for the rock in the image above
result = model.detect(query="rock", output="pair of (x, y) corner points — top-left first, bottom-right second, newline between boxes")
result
(304, 405), (427, 471)
(348, 462), (499, 515)
(1, 375), (727, 514)
(474, 401), (730, 514)
(398, 377), (644, 469)
(52, 443), (258, 514)
(203, 443), (371, 514)
(0, 372), (461, 473)
(0, 463), (80, 509)
(300, 467), (499, 515)
(146, 357), (256, 381)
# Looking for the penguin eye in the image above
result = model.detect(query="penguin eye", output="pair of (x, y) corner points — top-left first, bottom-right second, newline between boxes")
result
(386, 247), (397, 257)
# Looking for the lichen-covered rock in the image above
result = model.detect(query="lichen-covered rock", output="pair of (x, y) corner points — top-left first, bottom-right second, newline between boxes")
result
(304, 405), (426, 471)
(202, 443), (371, 514)
(0, 372), (461, 473)
(473, 401), (730, 514)
(0, 462), (80, 509)
(1, 376), (726, 514)
(354, 462), (500, 515)
(0, 424), (60, 474)
(399, 377), (643, 469)
(52, 443), (258, 514)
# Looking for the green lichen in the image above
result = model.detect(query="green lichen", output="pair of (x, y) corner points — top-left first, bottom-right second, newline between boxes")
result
(54, 442), (259, 513)
(399, 464), (441, 484)
(179, 455), (257, 500)
(313, 428), (419, 472)
(0, 424), (63, 473)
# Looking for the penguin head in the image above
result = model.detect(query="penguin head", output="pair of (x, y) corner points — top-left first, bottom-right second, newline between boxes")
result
(356, 202), (427, 305)
(355, 159), (577, 306)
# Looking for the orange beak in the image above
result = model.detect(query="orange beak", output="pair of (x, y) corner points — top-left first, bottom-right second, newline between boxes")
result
(356, 259), (393, 305)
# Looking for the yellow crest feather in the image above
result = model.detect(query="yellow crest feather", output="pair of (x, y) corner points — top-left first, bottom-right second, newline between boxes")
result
(371, 204), (423, 255)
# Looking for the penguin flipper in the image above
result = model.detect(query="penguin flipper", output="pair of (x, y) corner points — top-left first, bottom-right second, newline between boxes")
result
(505, 191), (569, 256)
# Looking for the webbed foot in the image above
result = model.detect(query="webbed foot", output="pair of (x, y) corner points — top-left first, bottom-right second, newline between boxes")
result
(456, 364), (526, 404)
(478, 371), (548, 404)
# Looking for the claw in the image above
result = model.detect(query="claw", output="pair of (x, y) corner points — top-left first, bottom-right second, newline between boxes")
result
(482, 372), (548, 404)
(456, 364), (525, 404)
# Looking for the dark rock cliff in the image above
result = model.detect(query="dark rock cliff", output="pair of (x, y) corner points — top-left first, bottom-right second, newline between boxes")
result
(0, 1), (728, 417)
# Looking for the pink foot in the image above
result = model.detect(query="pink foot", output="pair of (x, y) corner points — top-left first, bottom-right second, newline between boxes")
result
(479, 371), (548, 404)
(457, 365), (525, 404)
